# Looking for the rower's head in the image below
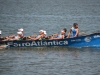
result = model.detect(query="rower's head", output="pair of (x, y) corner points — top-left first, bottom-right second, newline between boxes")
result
(63, 28), (67, 33)
(61, 30), (65, 35)
(39, 30), (44, 35)
(73, 23), (78, 28)
(17, 32), (23, 37)
(18, 28), (24, 32)
(43, 30), (47, 35)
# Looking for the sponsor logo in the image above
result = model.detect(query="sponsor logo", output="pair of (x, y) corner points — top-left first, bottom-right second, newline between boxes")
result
(71, 39), (81, 42)
(7, 42), (13, 45)
(7, 40), (68, 47)
(84, 37), (91, 42)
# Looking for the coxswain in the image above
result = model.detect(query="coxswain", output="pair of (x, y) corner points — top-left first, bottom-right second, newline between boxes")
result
(67, 23), (79, 38)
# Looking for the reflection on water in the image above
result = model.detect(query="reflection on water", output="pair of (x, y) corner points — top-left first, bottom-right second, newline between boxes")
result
(0, 47), (100, 75)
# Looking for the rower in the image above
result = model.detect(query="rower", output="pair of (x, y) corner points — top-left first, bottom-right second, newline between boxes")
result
(50, 28), (67, 39)
(18, 28), (24, 37)
(50, 30), (65, 40)
(67, 23), (79, 38)
(63, 28), (67, 38)
(0, 31), (7, 41)
(0, 30), (4, 41)
(30, 30), (45, 40)
(2, 35), (15, 41)
(43, 30), (48, 39)
(3, 32), (24, 41)
(0, 30), (2, 38)
(15, 32), (23, 40)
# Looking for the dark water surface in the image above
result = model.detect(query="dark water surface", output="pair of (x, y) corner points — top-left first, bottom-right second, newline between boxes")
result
(0, 0), (100, 75)
(0, 47), (100, 75)
(0, 0), (100, 35)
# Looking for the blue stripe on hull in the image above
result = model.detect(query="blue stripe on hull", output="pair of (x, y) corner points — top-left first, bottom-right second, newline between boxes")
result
(5, 33), (100, 48)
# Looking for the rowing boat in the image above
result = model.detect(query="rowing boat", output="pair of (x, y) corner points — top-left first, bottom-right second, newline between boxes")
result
(0, 33), (100, 48)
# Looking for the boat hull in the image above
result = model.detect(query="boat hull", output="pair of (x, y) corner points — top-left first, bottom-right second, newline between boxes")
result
(3, 33), (100, 48)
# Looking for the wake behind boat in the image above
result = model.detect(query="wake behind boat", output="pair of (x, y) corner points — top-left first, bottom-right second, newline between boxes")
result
(1, 32), (100, 48)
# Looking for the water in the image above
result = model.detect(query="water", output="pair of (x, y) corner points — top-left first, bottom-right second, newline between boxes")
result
(0, 0), (100, 75)
(0, 47), (100, 75)
(0, 0), (100, 36)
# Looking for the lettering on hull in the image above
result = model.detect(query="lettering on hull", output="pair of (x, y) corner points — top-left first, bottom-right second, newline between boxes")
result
(94, 35), (100, 38)
(7, 40), (69, 47)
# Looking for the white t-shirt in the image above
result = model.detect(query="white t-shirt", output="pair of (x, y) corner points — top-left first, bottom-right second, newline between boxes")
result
(15, 36), (19, 39)
(0, 30), (2, 34)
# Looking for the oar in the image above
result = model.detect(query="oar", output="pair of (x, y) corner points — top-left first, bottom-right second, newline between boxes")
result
(92, 30), (100, 34)
(0, 45), (8, 49)
(79, 32), (87, 36)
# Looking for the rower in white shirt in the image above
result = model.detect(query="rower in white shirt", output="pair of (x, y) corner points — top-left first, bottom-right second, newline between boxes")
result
(15, 32), (23, 40)
(18, 28), (24, 37)
(0, 30), (2, 38)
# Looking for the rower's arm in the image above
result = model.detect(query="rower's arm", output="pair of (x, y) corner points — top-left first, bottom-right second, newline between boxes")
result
(31, 35), (41, 40)
(67, 28), (72, 38)
(74, 29), (79, 37)
(51, 35), (64, 40)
